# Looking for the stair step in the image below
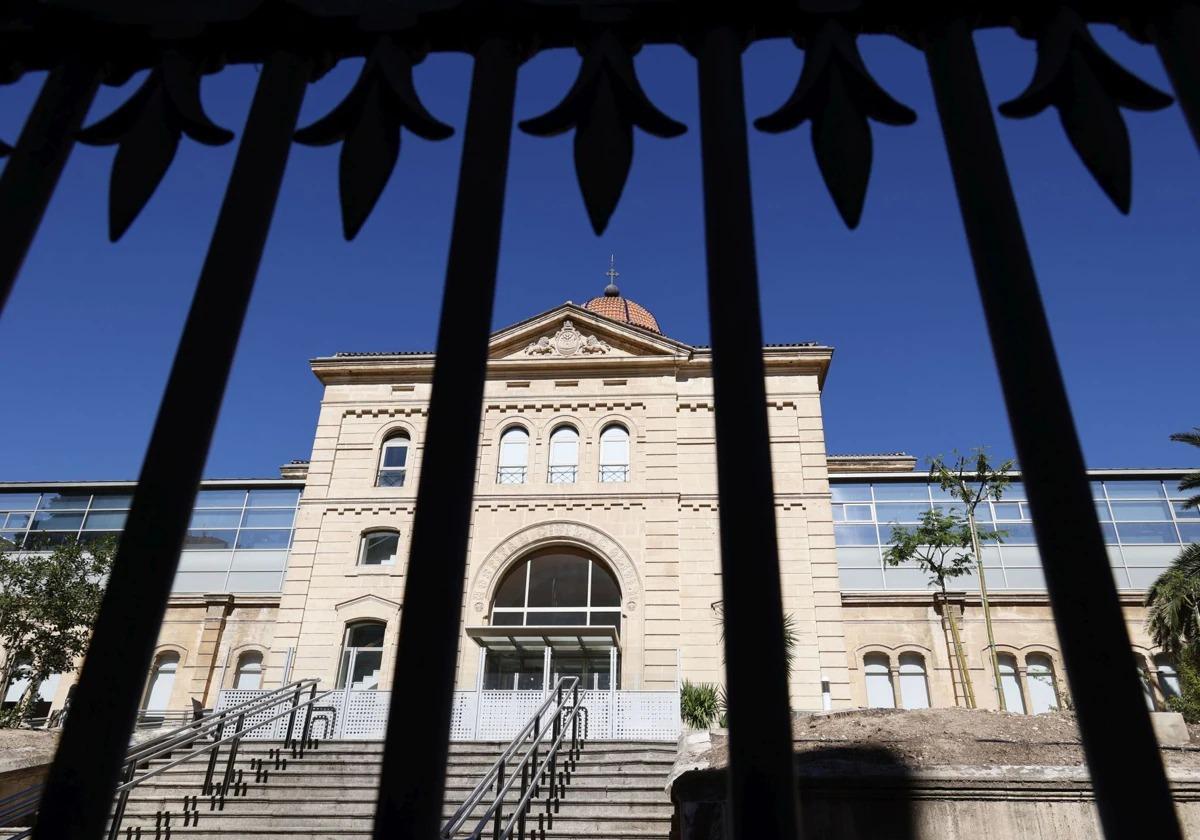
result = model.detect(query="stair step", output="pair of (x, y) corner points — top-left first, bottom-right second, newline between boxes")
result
(109, 739), (674, 840)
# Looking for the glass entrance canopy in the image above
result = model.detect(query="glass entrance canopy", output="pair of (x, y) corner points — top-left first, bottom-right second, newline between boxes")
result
(466, 625), (619, 691)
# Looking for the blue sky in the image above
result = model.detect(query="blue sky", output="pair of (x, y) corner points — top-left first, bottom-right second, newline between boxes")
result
(0, 27), (1197, 481)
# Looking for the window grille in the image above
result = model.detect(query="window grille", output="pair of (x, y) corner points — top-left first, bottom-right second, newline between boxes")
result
(496, 466), (527, 484)
(5, 5), (1191, 839)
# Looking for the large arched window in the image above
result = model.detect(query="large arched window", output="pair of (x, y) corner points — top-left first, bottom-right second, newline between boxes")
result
(547, 426), (579, 484)
(360, 529), (399, 566)
(490, 547), (621, 631)
(234, 651), (263, 690)
(998, 653), (1026, 713)
(863, 653), (894, 708)
(337, 621), (385, 690)
(377, 433), (410, 487)
(143, 651), (179, 710)
(497, 427), (529, 484)
(1025, 654), (1059, 714)
(1155, 654), (1181, 702)
(898, 652), (930, 710)
(598, 424), (630, 483)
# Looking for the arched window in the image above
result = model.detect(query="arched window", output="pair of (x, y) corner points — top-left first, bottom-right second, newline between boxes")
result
(234, 651), (263, 690)
(863, 654), (894, 708)
(1155, 654), (1181, 702)
(490, 547), (621, 631)
(143, 652), (179, 710)
(898, 653), (930, 710)
(998, 653), (1025, 713)
(1025, 654), (1059, 714)
(377, 433), (410, 487)
(547, 426), (579, 484)
(497, 427), (529, 484)
(360, 530), (399, 566)
(337, 621), (385, 691)
(598, 425), (630, 482)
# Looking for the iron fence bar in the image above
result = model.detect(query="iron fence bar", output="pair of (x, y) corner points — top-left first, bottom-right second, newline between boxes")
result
(922, 16), (1181, 839)
(373, 35), (521, 840)
(0, 60), (100, 314)
(33, 49), (312, 840)
(1149, 3), (1200, 150)
(694, 24), (799, 840)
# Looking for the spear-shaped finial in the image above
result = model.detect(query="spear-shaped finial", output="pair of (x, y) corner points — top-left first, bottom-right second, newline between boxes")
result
(604, 254), (620, 296)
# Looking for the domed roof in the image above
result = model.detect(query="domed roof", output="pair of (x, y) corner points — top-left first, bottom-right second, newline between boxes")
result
(582, 259), (661, 334)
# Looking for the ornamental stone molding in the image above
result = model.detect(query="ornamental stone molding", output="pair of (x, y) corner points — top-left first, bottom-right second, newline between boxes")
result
(523, 320), (611, 357)
(470, 520), (641, 616)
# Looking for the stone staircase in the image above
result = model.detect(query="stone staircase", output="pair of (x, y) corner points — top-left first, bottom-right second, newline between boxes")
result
(109, 740), (676, 839)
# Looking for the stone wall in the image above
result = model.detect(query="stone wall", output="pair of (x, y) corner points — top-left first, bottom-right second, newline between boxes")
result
(671, 757), (1200, 840)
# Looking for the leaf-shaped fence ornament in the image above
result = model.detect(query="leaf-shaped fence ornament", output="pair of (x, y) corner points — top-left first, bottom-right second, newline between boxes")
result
(79, 51), (234, 241)
(999, 7), (1172, 213)
(519, 29), (685, 235)
(295, 37), (453, 240)
(755, 20), (915, 229)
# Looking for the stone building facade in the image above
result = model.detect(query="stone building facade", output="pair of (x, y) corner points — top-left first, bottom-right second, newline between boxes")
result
(1, 288), (1193, 727)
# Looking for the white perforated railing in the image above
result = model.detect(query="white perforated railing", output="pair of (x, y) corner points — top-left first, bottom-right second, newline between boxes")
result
(217, 688), (681, 741)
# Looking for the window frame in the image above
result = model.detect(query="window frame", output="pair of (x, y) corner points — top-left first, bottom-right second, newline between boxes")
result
(337, 621), (387, 691)
(233, 650), (264, 690)
(496, 425), (530, 485)
(359, 529), (400, 567)
(377, 433), (412, 488)
(598, 423), (630, 483)
(489, 548), (622, 631)
(547, 425), (580, 484)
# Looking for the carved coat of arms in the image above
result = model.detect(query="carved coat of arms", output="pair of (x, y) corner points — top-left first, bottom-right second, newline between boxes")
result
(524, 320), (611, 357)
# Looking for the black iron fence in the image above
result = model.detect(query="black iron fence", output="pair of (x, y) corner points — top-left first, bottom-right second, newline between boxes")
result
(1, 2), (1193, 839)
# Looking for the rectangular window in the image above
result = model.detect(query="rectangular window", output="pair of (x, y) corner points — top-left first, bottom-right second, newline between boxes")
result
(30, 510), (84, 531)
(246, 489), (301, 507)
(872, 484), (930, 502)
(830, 484), (871, 502)
(235, 529), (291, 550)
(185, 529), (237, 549)
(1105, 481), (1166, 499)
(241, 508), (296, 528)
(82, 510), (126, 530)
(1116, 522), (1179, 544)
(190, 509), (242, 529)
(196, 489), (247, 508)
(834, 524), (879, 546)
(1109, 500), (1172, 521)
(874, 502), (931, 524)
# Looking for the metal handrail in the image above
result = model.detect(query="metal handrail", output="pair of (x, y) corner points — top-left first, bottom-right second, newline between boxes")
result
(123, 678), (319, 764)
(106, 680), (331, 840)
(441, 677), (588, 840)
(1, 681), (324, 840)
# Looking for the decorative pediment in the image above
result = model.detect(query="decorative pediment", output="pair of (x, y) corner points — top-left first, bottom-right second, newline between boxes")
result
(523, 320), (611, 357)
(488, 304), (692, 362)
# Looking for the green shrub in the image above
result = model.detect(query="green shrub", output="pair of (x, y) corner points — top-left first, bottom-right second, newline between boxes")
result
(680, 680), (719, 729)
(1168, 645), (1200, 724)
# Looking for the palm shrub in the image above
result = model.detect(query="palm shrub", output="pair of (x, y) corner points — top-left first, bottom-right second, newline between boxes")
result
(1171, 428), (1200, 510)
(680, 680), (719, 729)
(1167, 645), (1200, 723)
(1146, 544), (1200, 653)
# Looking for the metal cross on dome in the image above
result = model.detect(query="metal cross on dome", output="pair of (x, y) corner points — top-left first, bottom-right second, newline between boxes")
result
(605, 254), (620, 296)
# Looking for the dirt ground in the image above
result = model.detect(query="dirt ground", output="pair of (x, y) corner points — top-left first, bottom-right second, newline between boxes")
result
(701, 708), (1200, 770)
